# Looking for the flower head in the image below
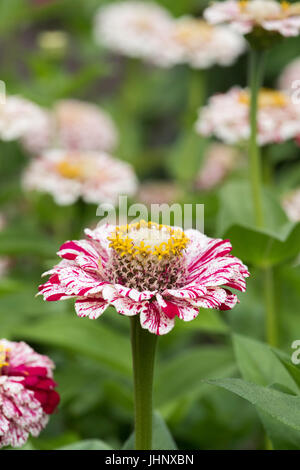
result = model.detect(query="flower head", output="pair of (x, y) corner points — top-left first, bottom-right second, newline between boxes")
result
(278, 57), (300, 92)
(38, 221), (249, 335)
(282, 188), (300, 221)
(204, 0), (300, 39)
(21, 99), (118, 155)
(0, 339), (59, 448)
(94, 1), (182, 67)
(0, 96), (48, 142)
(196, 86), (300, 145)
(22, 149), (138, 206)
(196, 144), (241, 191)
(172, 17), (246, 68)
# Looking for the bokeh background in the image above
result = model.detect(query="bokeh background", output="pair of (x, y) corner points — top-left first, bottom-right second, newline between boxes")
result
(1, 0), (300, 450)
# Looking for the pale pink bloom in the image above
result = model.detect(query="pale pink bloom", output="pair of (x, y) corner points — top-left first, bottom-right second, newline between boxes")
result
(0, 214), (9, 278)
(22, 149), (138, 206)
(196, 87), (300, 145)
(278, 57), (300, 92)
(282, 188), (300, 221)
(172, 17), (246, 68)
(38, 220), (249, 335)
(137, 181), (182, 205)
(196, 144), (240, 191)
(94, 1), (183, 67)
(0, 96), (48, 142)
(0, 339), (59, 448)
(204, 0), (300, 37)
(22, 99), (118, 155)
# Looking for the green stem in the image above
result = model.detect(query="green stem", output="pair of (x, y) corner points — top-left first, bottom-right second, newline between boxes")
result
(249, 48), (265, 228)
(185, 68), (206, 128)
(130, 316), (158, 450)
(263, 266), (278, 347)
(248, 50), (278, 348)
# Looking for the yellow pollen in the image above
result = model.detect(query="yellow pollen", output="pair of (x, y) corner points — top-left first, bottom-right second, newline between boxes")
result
(238, 0), (248, 11)
(238, 89), (288, 108)
(0, 344), (9, 369)
(281, 1), (290, 11)
(56, 159), (85, 179)
(108, 220), (189, 260)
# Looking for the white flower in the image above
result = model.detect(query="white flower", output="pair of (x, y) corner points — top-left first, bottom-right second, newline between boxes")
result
(0, 96), (48, 142)
(22, 149), (138, 206)
(172, 17), (246, 68)
(196, 87), (300, 145)
(94, 1), (182, 67)
(204, 0), (300, 38)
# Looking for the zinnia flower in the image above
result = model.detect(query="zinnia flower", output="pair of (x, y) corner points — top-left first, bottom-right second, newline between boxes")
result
(0, 214), (10, 278)
(195, 144), (240, 191)
(204, 0), (300, 38)
(22, 149), (138, 206)
(196, 86), (300, 145)
(21, 99), (118, 155)
(0, 339), (59, 448)
(94, 1), (182, 67)
(282, 188), (300, 221)
(172, 17), (246, 68)
(278, 57), (300, 92)
(0, 96), (48, 142)
(38, 220), (249, 335)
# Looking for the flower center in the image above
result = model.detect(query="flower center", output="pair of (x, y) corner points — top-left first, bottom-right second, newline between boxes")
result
(0, 344), (9, 370)
(238, 0), (294, 19)
(238, 89), (288, 108)
(56, 154), (101, 181)
(105, 221), (189, 291)
(174, 20), (213, 44)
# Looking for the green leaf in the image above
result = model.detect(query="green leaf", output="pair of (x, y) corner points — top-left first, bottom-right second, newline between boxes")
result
(155, 346), (235, 408)
(57, 439), (113, 450)
(233, 334), (299, 394)
(217, 180), (288, 237)
(208, 378), (300, 449)
(176, 308), (228, 334)
(13, 312), (132, 377)
(122, 412), (177, 450)
(223, 222), (300, 267)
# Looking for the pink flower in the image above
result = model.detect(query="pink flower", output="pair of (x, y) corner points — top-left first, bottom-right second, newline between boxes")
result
(0, 96), (48, 142)
(196, 86), (300, 145)
(0, 339), (59, 448)
(278, 57), (300, 92)
(22, 149), (138, 206)
(282, 188), (300, 222)
(21, 99), (118, 155)
(204, 0), (300, 38)
(38, 221), (249, 335)
(196, 144), (240, 191)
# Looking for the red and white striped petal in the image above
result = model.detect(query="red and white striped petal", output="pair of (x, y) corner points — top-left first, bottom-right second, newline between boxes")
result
(53, 265), (106, 297)
(114, 284), (155, 302)
(140, 302), (175, 335)
(57, 239), (100, 270)
(163, 284), (207, 301)
(75, 297), (109, 319)
(110, 297), (147, 317)
(157, 294), (199, 322)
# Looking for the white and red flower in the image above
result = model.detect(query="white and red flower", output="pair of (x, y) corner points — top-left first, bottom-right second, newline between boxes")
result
(204, 0), (300, 37)
(0, 96), (48, 142)
(0, 339), (59, 448)
(22, 149), (138, 206)
(196, 86), (300, 145)
(172, 17), (246, 68)
(21, 99), (118, 155)
(38, 220), (249, 335)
